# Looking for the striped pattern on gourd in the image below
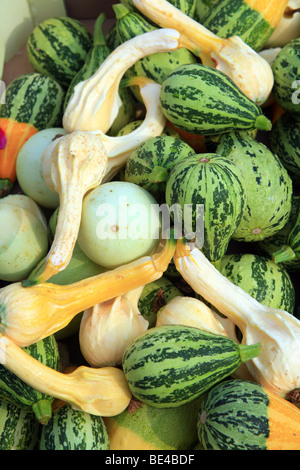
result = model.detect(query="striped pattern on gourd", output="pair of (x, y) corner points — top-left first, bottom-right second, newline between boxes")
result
(39, 404), (110, 450)
(27, 17), (93, 88)
(270, 112), (300, 185)
(165, 153), (246, 266)
(124, 135), (196, 204)
(159, 64), (271, 135)
(0, 73), (65, 129)
(0, 400), (39, 450)
(168, 0), (197, 17)
(272, 37), (300, 113)
(202, 0), (286, 51)
(0, 335), (60, 414)
(219, 253), (295, 314)
(122, 324), (261, 408)
(216, 131), (293, 242)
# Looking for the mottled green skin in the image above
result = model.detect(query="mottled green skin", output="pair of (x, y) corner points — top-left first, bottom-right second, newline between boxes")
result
(125, 136), (196, 204)
(198, 379), (270, 450)
(114, 5), (197, 101)
(138, 276), (183, 327)
(216, 131), (293, 242)
(0, 400), (39, 450)
(270, 112), (300, 186)
(122, 324), (259, 407)
(257, 195), (300, 273)
(165, 153), (246, 264)
(219, 253), (295, 314)
(0, 335), (60, 414)
(27, 17), (92, 88)
(202, 0), (274, 51)
(39, 405), (109, 450)
(120, 0), (196, 17)
(193, 0), (221, 22)
(160, 64), (269, 135)
(272, 38), (300, 113)
(110, 397), (201, 450)
(0, 73), (65, 129)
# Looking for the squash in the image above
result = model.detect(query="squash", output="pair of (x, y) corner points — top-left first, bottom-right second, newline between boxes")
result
(0, 234), (176, 347)
(0, 400), (39, 450)
(0, 333), (131, 417)
(63, 27), (197, 134)
(132, 0), (274, 104)
(79, 286), (149, 367)
(173, 238), (300, 401)
(198, 378), (300, 450)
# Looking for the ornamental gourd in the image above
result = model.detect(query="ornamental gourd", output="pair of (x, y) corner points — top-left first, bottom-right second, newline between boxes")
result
(0, 235), (176, 347)
(132, 0), (274, 104)
(173, 238), (300, 401)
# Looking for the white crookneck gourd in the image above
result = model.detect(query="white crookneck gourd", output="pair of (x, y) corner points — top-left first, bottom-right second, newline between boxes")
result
(0, 236), (176, 347)
(0, 333), (131, 417)
(63, 28), (198, 133)
(33, 131), (108, 284)
(79, 286), (149, 367)
(132, 0), (274, 105)
(173, 238), (300, 399)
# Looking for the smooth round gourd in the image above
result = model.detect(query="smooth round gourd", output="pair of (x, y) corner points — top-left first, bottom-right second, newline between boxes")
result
(0, 195), (48, 281)
(16, 128), (65, 208)
(78, 181), (161, 269)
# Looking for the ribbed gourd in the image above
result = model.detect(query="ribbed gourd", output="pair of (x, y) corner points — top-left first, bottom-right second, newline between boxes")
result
(132, 0), (274, 104)
(202, 0), (290, 51)
(165, 153), (247, 268)
(0, 400), (40, 450)
(198, 379), (300, 450)
(216, 131), (293, 242)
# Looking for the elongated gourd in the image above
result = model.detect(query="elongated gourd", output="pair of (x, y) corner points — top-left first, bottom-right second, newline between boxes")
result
(173, 238), (300, 400)
(0, 333), (131, 417)
(0, 235), (175, 347)
(29, 131), (108, 284)
(63, 28), (197, 134)
(132, 0), (274, 104)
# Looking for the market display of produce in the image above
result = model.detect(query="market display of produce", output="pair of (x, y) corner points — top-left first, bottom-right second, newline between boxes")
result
(0, 0), (300, 451)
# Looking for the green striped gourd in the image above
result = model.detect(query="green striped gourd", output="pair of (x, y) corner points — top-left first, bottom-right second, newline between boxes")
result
(0, 73), (65, 130)
(0, 400), (39, 450)
(193, 0), (221, 22)
(104, 397), (200, 450)
(0, 334), (60, 424)
(64, 14), (136, 135)
(165, 153), (247, 268)
(138, 276), (183, 327)
(197, 379), (300, 450)
(272, 37), (300, 113)
(202, 0), (289, 51)
(117, 119), (182, 139)
(124, 135), (196, 204)
(122, 324), (261, 407)
(216, 131), (293, 242)
(27, 17), (93, 88)
(121, 0), (196, 16)
(272, 202), (300, 270)
(269, 111), (300, 185)
(219, 253), (295, 314)
(113, 3), (198, 101)
(159, 64), (272, 135)
(39, 404), (109, 450)
(257, 195), (300, 273)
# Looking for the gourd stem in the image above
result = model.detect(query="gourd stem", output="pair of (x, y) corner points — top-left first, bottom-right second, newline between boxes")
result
(272, 245), (296, 264)
(254, 115), (272, 131)
(32, 399), (52, 425)
(93, 13), (107, 47)
(113, 3), (130, 20)
(238, 343), (261, 364)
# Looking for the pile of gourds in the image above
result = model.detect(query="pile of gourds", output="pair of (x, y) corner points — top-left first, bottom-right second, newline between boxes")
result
(0, 0), (300, 451)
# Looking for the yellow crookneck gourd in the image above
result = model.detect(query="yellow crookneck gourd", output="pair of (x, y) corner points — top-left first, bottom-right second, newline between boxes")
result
(173, 238), (300, 400)
(0, 235), (175, 348)
(0, 333), (131, 417)
(79, 286), (149, 368)
(63, 28), (198, 133)
(32, 131), (108, 284)
(132, 0), (274, 104)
